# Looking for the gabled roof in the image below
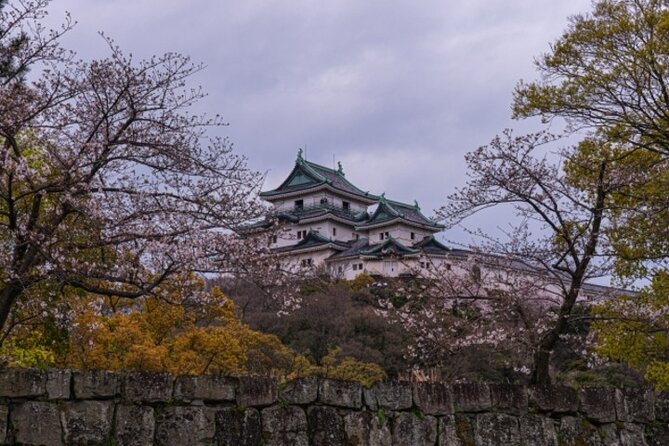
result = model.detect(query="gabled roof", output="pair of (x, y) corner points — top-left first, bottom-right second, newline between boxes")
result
(275, 205), (369, 224)
(412, 235), (451, 255)
(260, 150), (378, 203)
(360, 236), (420, 257)
(354, 194), (444, 231)
(274, 229), (349, 253)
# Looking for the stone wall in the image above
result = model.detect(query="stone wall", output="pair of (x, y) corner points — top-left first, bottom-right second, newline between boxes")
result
(0, 368), (667, 445)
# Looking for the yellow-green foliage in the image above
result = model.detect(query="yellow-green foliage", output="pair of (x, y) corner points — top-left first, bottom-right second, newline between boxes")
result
(593, 272), (669, 389)
(290, 347), (386, 387)
(345, 273), (375, 292)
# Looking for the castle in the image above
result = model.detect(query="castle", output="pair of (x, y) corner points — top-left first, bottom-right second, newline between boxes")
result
(258, 150), (453, 279)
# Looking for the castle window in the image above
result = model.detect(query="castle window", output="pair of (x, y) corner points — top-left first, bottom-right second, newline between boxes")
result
(379, 233), (384, 241)
(320, 197), (328, 205)
(353, 264), (358, 271)
(332, 227), (336, 236)
(358, 263), (363, 270)
(411, 232), (415, 240)
(297, 230), (307, 240)
(342, 201), (350, 211)
(295, 199), (304, 210)
(301, 258), (313, 267)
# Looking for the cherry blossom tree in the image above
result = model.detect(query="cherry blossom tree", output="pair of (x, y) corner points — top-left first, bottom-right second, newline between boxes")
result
(432, 131), (639, 384)
(0, 1), (266, 334)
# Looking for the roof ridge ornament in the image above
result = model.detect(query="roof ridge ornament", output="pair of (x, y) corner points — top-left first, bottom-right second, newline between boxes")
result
(337, 161), (344, 176)
(297, 148), (304, 162)
(379, 192), (387, 203)
(414, 200), (420, 211)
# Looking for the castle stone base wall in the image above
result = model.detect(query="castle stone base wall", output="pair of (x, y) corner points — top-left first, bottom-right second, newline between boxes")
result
(0, 368), (667, 445)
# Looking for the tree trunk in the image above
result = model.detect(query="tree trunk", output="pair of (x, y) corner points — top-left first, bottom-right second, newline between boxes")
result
(0, 282), (22, 337)
(531, 349), (552, 385)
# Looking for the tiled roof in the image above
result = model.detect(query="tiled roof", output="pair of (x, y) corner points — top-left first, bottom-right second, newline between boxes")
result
(260, 152), (377, 202)
(274, 229), (349, 253)
(355, 195), (444, 230)
(326, 237), (424, 260)
(276, 205), (369, 224)
(412, 235), (451, 255)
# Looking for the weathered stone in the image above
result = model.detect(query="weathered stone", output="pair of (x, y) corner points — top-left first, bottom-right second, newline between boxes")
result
(319, 379), (362, 409)
(519, 415), (558, 446)
(601, 423), (621, 446)
(490, 383), (528, 415)
(616, 388), (655, 423)
(529, 384), (578, 413)
(124, 371), (173, 403)
(237, 376), (277, 407)
(557, 416), (603, 446)
(474, 413), (520, 446)
(46, 369), (71, 399)
(413, 382), (453, 416)
(343, 411), (391, 446)
(438, 416), (462, 446)
(452, 382), (491, 412)
(580, 387), (617, 423)
(655, 392), (669, 421)
(73, 370), (121, 399)
(280, 377), (318, 405)
(154, 406), (216, 446)
(214, 407), (262, 446)
(115, 405), (155, 446)
(645, 423), (669, 446)
(10, 401), (62, 446)
(619, 422), (648, 446)
(308, 406), (346, 445)
(0, 368), (45, 397)
(453, 415), (475, 446)
(391, 412), (437, 446)
(175, 375), (236, 402)
(0, 405), (8, 444)
(364, 381), (412, 411)
(261, 405), (308, 446)
(60, 401), (114, 444)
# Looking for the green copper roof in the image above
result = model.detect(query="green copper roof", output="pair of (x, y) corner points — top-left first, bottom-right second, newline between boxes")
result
(260, 151), (377, 201)
(356, 196), (444, 230)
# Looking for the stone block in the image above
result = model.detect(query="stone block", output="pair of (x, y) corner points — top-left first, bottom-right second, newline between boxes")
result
(580, 387), (617, 423)
(46, 369), (71, 399)
(73, 370), (121, 399)
(529, 384), (578, 413)
(237, 376), (277, 407)
(655, 392), (669, 421)
(391, 412), (437, 446)
(600, 423), (620, 445)
(214, 407), (262, 446)
(343, 411), (391, 446)
(557, 416), (603, 446)
(616, 387), (655, 423)
(307, 406), (346, 445)
(363, 381), (412, 411)
(474, 413), (520, 446)
(646, 423), (669, 446)
(452, 382), (491, 412)
(261, 405), (308, 446)
(0, 368), (45, 397)
(0, 405), (7, 444)
(490, 383), (528, 415)
(453, 415), (475, 446)
(413, 382), (453, 416)
(519, 415), (558, 446)
(437, 416), (461, 446)
(154, 406), (216, 446)
(115, 405), (155, 446)
(280, 377), (318, 405)
(174, 375), (236, 402)
(319, 379), (362, 409)
(124, 371), (173, 403)
(10, 401), (62, 446)
(60, 401), (114, 444)
(619, 422), (647, 446)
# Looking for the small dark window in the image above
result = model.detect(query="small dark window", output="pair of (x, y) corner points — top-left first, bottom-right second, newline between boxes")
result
(355, 234), (359, 240)
(379, 233), (384, 241)
(297, 230), (307, 240)
(332, 227), (336, 236)
(358, 263), (363, 270)
(353, 264), (358, 271)
(342, 201), (350, 211)
(411, 232), (415, 240)
(295, 199), (304, 210)
(472, 265), (482, 282)
(445, 263), (451, 271)
(320, 197), (328, 205)
(301, 258), (312, 267)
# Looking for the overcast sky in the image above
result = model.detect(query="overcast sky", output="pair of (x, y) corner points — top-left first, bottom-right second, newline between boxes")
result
(44, 0), (592, 245)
